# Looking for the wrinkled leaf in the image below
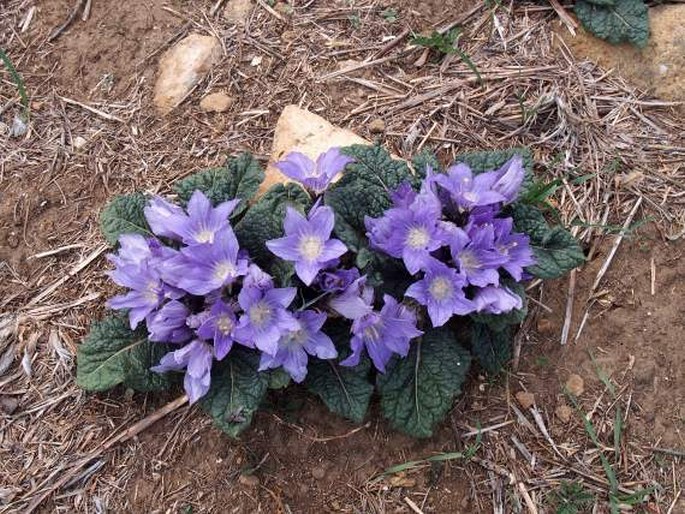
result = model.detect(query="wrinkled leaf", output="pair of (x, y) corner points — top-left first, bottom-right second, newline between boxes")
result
(377, 328), (471, 438)
(99, 193), (151, 246)
(575, 0), (649, 48)
(77, 314), (171, 392)
(200, 349), (268, 437)
(174, 153), (265, 217)
(471, 323), (513, 375)
(510, 204), (585, 279)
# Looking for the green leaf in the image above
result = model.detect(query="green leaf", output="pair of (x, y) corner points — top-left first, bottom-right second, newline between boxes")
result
(200, 349), (268, 437)
(456, 147), (535, 197)
(412, 28), (460, 55)
(305, 322), (373, 423)
(99, 193), (151, 246)
(267, 368), (292, 389)
(325, 144), (416, 257)
(377, 328), (471, 438)
(470, 281), (527, 332)
(574, 0), (649, 48)
(234, 183), (311, 273)
(471, 323), (513, 374)
(412, 149), (441, 176)
(510, 204), (585, 279)
(77, 314), (172, 392)
(174, 153), (265, 217)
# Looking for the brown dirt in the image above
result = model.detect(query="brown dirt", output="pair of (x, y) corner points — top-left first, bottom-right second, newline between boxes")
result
(1, 0), (683, 512)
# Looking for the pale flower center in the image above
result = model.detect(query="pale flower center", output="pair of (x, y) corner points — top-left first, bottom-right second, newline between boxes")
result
(363, 320), (383, 343)
(214, 261), (236, 281)
(459, 250), (479, 271)
(144, 280), (159, 302)
(429, 276), (453, 301)
(216, 314), (233, 335)
(406, 226), (430, 249)
(248, 301), (271, 327)
(285, 329), (308, 348)
(195, 227), (214, 244)
(298, 235), (323, 262)
(462, 191), (478, 203)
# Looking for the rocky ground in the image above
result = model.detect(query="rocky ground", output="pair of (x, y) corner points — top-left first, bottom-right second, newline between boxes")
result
(1, 1), (684, 512)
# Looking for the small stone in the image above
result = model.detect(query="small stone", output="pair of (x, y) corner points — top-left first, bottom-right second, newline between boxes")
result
(73, 136), (88, 150)
(555, 404), (573, 423)
(515, 391), (535, 410)
(6, 232), (19, 249)
(238, 474), (260, 487)
(200, 92), (234, 113)
(368, 118), (385, 133)
(154, 34), (222, 115)
(536, 318), (555, 335)
(311, 465), (327, 480)
(10, 115), (28, 138)
(223, 0), (253, 24)
(565, 374), (585, 396)
(0, 396), (19, 415)
(389, 475), (417, 488)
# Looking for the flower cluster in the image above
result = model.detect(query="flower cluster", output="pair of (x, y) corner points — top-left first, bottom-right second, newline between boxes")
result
(365, 156), (536, 328)
(106, 191), (342, 403)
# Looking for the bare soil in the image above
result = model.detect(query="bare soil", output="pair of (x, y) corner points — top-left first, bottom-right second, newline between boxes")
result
(1, 0), (683, 512)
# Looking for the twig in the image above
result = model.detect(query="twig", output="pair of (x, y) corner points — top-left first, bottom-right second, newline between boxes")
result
(24, 395), (189, 513)
(209, 0), (228, 17)
(548, 0), (578, 33)
(60, 97), (125, 123)
(255, 0), (284, 21)
(404, 496), (424, 514)
(560, 268), (576, 345)
(48, 0), (86, 42)
(652, 447), (685, 458)
(650, 257), (656, 296)
(82, 0), (92, 21)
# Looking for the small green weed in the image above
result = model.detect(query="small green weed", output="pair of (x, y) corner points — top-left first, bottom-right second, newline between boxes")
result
(548, 481), (595, 514)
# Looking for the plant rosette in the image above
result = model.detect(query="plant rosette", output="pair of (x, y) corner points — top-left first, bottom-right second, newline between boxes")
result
(77, 145), (584, 438)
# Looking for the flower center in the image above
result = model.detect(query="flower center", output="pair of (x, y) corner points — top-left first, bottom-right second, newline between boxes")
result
(462, 191), (478, 203)
(214, 261), (236, 281)
(248, 301), (271, 327)
(216, 314), (233, 335)
(195, 228), (214, 244)
(285, 328), (308, 347)
(144, 280), (159, 302)
(429, 276), (453, 301)
(406, 226), (430, 249)
(298, 235), (323, 261)
(459, 250), (479, 271)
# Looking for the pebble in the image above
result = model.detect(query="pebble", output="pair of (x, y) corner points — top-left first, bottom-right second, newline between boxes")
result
(200, 92), (234, 113)
(515, 391), (535, 410)
(73, 136), (88, 150)
(311, 465), (326, 480)
(368, 118), (386, 133)
(238, 474), (260, 488)
(223, 0), (253, 24)
(536, 318), (555, 335)
(0, 396), (19, 415)
(565, 374), (585, 396)
(555, 404), (573, 423)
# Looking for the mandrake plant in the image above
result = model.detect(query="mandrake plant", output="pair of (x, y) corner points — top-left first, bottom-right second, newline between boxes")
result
(76, 144), (584, 438)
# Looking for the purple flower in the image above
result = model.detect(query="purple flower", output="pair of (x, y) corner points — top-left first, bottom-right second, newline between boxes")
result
(148, 190), (239, 245)
(492, 155), (525, 204)
(243, 263), (274, 290)
(108, 234), (153, 268)
(328, 275), (374, 320)
(196, 299), (240, 360)
(473, 286), (523, 314)
(144, 196), (185, 239)
(258, 310), (337, 382)
(161, 229), (249, 295)
(233, 286), (298, 355)
(275, 148), (354, 193)
(434, 163), (505, 211)
(449, 223), (507, 287)
(316, 267), (361, 293)
(341, 295), (422, 372)
(405, 262), (475, 327)
(147, 300), (193, 343)
(390, 182), (417, 208)
(492, 218), (536, 281)
(366, 188), (447, 274)
(266, 204), (347, 286)
(152, 340), (213, 404)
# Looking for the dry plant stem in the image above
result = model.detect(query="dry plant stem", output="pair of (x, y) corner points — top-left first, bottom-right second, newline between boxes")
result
(24, 395), (189, 513)
(48, 0), (86, 42)
(560, 268), (576, 345)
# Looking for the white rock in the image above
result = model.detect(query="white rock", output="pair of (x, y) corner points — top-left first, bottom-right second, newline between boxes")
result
(224, 0), (253, 24)
(153, 34), (222, 115)
(200, 92), (234, 113)
(73, 136), (88, 150)
(261, 105), (368, 195)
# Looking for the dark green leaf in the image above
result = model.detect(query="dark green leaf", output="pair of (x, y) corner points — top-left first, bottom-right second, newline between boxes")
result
(510, 204), (585, 279)
(471, 323), (513, 374)
(77, 314), (172, 392)
(200, 349), (268, 437)
(305, 322), (373, 423)
(99, 193), (151, 246)
(377, 328), (471, 438)
(412, 28), (460, 55)
(174, 153), (265, 217)
(267, 368), (292, 389)
(575, 0), (649, 48)
(325, 144), (416, 258)
(412, 149), (441, 176)
(234, 183), (311, 273)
